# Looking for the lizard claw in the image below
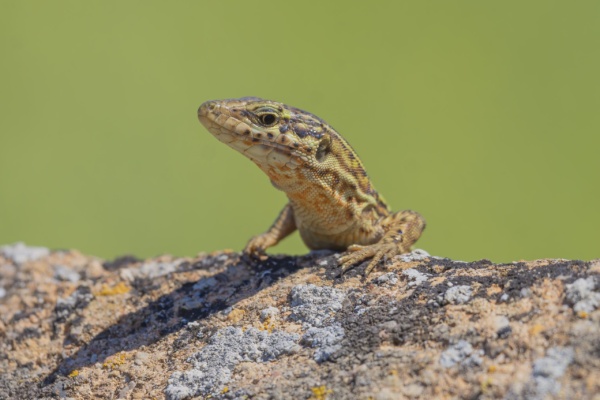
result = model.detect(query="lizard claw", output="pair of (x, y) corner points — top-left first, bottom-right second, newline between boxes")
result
(338, 243), (400, 276)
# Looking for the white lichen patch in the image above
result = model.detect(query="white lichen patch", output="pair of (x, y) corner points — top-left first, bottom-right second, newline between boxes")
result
(0, 242), (50, 264)
(165, 327), (300, 399)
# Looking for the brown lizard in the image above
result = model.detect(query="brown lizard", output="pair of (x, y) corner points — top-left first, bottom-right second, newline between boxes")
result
(197, 97), (425, 275)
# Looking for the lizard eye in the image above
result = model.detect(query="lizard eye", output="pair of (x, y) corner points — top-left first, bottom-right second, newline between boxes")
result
(258, 113), (278, 127)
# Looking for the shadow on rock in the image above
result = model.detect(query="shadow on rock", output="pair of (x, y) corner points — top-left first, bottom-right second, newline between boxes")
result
(42, 254), (304, 386)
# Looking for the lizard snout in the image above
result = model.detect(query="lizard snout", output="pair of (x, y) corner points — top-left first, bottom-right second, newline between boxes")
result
(198, 100), (217, 118)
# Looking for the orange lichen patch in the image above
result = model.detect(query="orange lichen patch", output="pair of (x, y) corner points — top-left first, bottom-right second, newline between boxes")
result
(589, 259), (600, 273)
(429, 276), (447, 286)
(523, 259), (551, 269)
(537, 279), (563, 301)
(102, 352), (128, 369)
(577, 311), (589, 319)
(430, 264), (445, 274)
(480, 377), (493, 393)
(453, 268), (495, 278)
(528, 324), (545, 336)
(585, 372), (600, 393)
(488, 365), (497, 373)
(310, 385), (333, 400)
(96, 281), (130, 296)
(68, 370), (79, 378)
(227, 308), (246, 323)
(486, 284), (502, 296)
(388, 260), (420, 273)
(259, 317), (275, 333)
(221, 386), (229, 394)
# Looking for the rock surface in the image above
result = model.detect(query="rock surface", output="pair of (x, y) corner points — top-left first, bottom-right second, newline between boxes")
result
(1, 242), (599, 399)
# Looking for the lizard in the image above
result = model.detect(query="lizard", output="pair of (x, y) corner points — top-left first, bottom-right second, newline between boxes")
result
(197, 97), (426, 275)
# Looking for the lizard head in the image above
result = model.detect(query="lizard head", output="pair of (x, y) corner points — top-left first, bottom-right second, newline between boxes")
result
(198, 97), (334, 176)
(197, 97), (382, 205)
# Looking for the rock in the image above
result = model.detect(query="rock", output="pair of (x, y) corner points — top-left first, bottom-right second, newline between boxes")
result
(0, 242), (49, 264)
(0, 246), (599, 399)
(565, 276), (600, 313)
(439, 340), (483, 368)
(375, 272), (399, 286)
(54, 264), (81, 282)
(302, 324), (345, 362)
(506, 347), (575, 400)
(402, 268), (431, 287)
(165, 326), (300, 399)
(120, 260), (181, 282)
(443, 285), (473, 304)
(289, 284), (346, 327)
(259, 306), (280, 321)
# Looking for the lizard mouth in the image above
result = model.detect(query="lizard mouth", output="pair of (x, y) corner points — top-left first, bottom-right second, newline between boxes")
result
(198, 101), (304, 168)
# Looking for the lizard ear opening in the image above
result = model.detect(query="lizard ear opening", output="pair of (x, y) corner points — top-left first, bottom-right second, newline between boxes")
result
(315, 134), (331, 162)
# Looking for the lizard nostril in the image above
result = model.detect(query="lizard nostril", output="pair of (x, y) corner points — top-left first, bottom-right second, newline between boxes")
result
(203, 101), (216, 111)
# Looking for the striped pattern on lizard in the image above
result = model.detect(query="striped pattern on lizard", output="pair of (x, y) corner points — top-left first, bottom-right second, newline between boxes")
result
(197, 97), (425, 275)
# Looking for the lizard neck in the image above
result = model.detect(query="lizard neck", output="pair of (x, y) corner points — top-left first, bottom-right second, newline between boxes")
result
(256, 136), (390, 237)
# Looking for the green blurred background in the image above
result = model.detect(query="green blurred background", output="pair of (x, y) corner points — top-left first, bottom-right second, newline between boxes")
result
(1, 1), (598, 263)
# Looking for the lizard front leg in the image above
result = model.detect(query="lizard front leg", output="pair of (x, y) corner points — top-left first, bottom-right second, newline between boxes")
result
(338, 210), (426, 275)
(244, 203), (296, 257)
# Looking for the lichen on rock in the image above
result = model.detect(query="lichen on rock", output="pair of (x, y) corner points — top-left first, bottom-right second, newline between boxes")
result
(0, 243), (599, 399)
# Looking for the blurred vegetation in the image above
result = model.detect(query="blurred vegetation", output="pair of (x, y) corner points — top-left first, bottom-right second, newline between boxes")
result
(1, 1), (598, 262)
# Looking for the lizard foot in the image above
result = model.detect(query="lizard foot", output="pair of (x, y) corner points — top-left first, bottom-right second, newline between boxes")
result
(243, 234), (273, 261)
(338, 242), (403, 276)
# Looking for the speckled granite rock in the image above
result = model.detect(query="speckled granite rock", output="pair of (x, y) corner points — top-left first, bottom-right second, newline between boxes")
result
(1, 242), (599, 399)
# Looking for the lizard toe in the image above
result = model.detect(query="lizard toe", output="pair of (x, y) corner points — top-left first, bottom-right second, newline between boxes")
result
(338, 246), (378, 274)
(339, 243), (401, 276)
(244, 234), (273, 255)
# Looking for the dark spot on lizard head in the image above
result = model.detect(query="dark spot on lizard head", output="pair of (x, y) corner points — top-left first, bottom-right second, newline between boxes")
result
(279, 124), (289, 133)
(267, 132), (274, 138)
(295, 127), (308, 138)
(252, 138), (260, 142)
(243, 129), (250, 135)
